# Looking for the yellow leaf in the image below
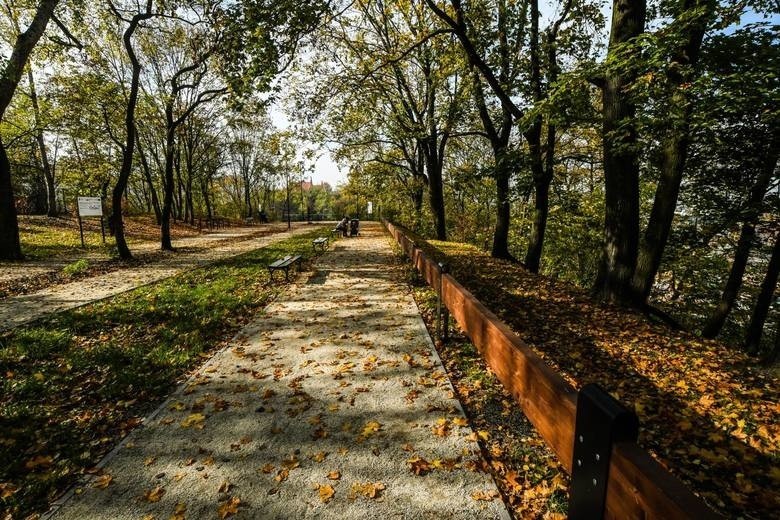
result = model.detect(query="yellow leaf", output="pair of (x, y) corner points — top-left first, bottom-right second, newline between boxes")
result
(348, 481), (385, 499)
(170, 502), (186, 520)
(327, 470), (341, 480)
(217, 496), (241, 518)
(318, 484), (335, 503)
(452, 417), (468, 427)
(143, 486), (165, 503)
(33, 372), (45, 382)
(311, 451), (327, 463)
(471, 489), (499, 501)
(0, 482), (19, 499)
(92, 474), (113, 489)
(361, 421), (382, 436)
(180, 413), (206, 429)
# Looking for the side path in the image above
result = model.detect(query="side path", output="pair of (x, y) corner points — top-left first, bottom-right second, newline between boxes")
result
(47, 222), (509, 519)
(0, 224), (314, 332)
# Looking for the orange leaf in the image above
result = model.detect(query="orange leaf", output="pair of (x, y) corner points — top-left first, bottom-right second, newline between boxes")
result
(142, 486), (165, 503)
(318, 484), (335, 503)
(217, 496), (241, 518)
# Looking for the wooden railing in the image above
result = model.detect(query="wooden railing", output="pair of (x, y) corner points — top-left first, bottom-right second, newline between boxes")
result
(384, 221), (718, 520)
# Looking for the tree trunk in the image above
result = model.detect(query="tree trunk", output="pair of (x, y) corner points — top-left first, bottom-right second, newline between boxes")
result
(112, 1), (154, 260)
(491, 158), (513, 259)
(203, 177), (213, 221)
(593, 0), (646, 304)
(744, 234), (780, 353)
(137, 134), (162, 224)
(0, 0), (59, 260)
(425, 150), (446, 240)
(161, 122), (176, 250)
(0, 140), (23, 259)
(701, 147), (778, 338)
(27, 67), (57, 217)
(632, 0), (712, 302)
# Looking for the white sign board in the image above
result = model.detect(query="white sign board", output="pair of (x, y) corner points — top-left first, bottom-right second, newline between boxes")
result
(77, 196), (103, 217)
(367, 201), (373, 215)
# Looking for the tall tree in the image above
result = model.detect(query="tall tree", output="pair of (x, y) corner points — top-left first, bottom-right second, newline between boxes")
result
(701, 134), (778, 338)
(592, 0), (646, 304)
(631, 0), (715, 301)
(0, 0), (59, 260)
(109, 0), (155, 259)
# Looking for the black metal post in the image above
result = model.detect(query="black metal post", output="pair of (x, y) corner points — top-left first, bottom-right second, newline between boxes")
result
(77, 212), (85, 248)
(568, 383), (639, 520)
(437, 263), (450, 342)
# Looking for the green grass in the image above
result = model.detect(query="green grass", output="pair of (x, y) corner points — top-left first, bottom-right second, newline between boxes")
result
(19, 220), (113, 260)
(0, 227), (328, 518)
(62, 259), (90, 277)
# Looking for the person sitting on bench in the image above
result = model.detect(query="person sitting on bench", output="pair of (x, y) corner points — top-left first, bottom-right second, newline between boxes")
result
(335, 216), (350, 237)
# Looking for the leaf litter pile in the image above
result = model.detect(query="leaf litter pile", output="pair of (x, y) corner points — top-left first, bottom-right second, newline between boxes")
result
(405, 234), (779, 519)
(0, 229), (328, 519)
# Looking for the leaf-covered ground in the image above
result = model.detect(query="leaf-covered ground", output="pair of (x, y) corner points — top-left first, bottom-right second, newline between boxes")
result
(405, 233), (778, 519)
(410, 276), (568, 519)
(0, 228), (328, 519)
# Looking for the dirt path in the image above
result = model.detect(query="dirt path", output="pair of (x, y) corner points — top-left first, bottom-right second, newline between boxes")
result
(0, 224), (316, 332)
(46, 222), (508, 519)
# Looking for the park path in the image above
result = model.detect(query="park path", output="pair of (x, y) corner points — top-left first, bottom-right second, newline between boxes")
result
(0, 224), (314, 332)
(47, 222), (509, 519)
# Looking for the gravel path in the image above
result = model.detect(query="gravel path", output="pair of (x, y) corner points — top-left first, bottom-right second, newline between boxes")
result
(46, 222), (509, 519)
(0, 224), (315, 332)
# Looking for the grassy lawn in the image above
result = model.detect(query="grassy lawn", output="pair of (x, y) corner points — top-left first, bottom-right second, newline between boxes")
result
(16, 215), (203, 260)
(19, 217), (114, 260)
(0, 227), (329, 518)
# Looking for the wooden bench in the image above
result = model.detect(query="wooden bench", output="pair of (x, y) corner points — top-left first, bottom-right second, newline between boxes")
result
(312, 236), (329, 252)
(268, 255), (302, 282)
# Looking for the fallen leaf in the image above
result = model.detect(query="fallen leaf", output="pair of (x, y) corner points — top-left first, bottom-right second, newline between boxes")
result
(349, 481), (386, 500)
(327, 470), (341, 480)
(142, 486), (165, 503)
(180, 413), (206, 429)
(408, 456), (431, 475)
(318, 483), (335, 503)
(0, 482), (19, 498)
(171, 502), (186, 520)
(471, 489), (499, 501)
(311, 451), (327, 463)
(217, 496), (241, 518)
(92, 474), (113, 489)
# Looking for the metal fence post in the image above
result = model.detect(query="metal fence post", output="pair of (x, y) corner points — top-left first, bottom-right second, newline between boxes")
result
(568, 383), (639, 519)
(438, 263), (449, 342)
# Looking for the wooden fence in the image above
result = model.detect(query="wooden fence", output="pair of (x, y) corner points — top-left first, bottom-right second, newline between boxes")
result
(384, 221), (717, 520)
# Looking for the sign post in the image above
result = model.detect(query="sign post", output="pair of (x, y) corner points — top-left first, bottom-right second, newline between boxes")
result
(367, 201), (373, 216)
(77, 196), (105, 248)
